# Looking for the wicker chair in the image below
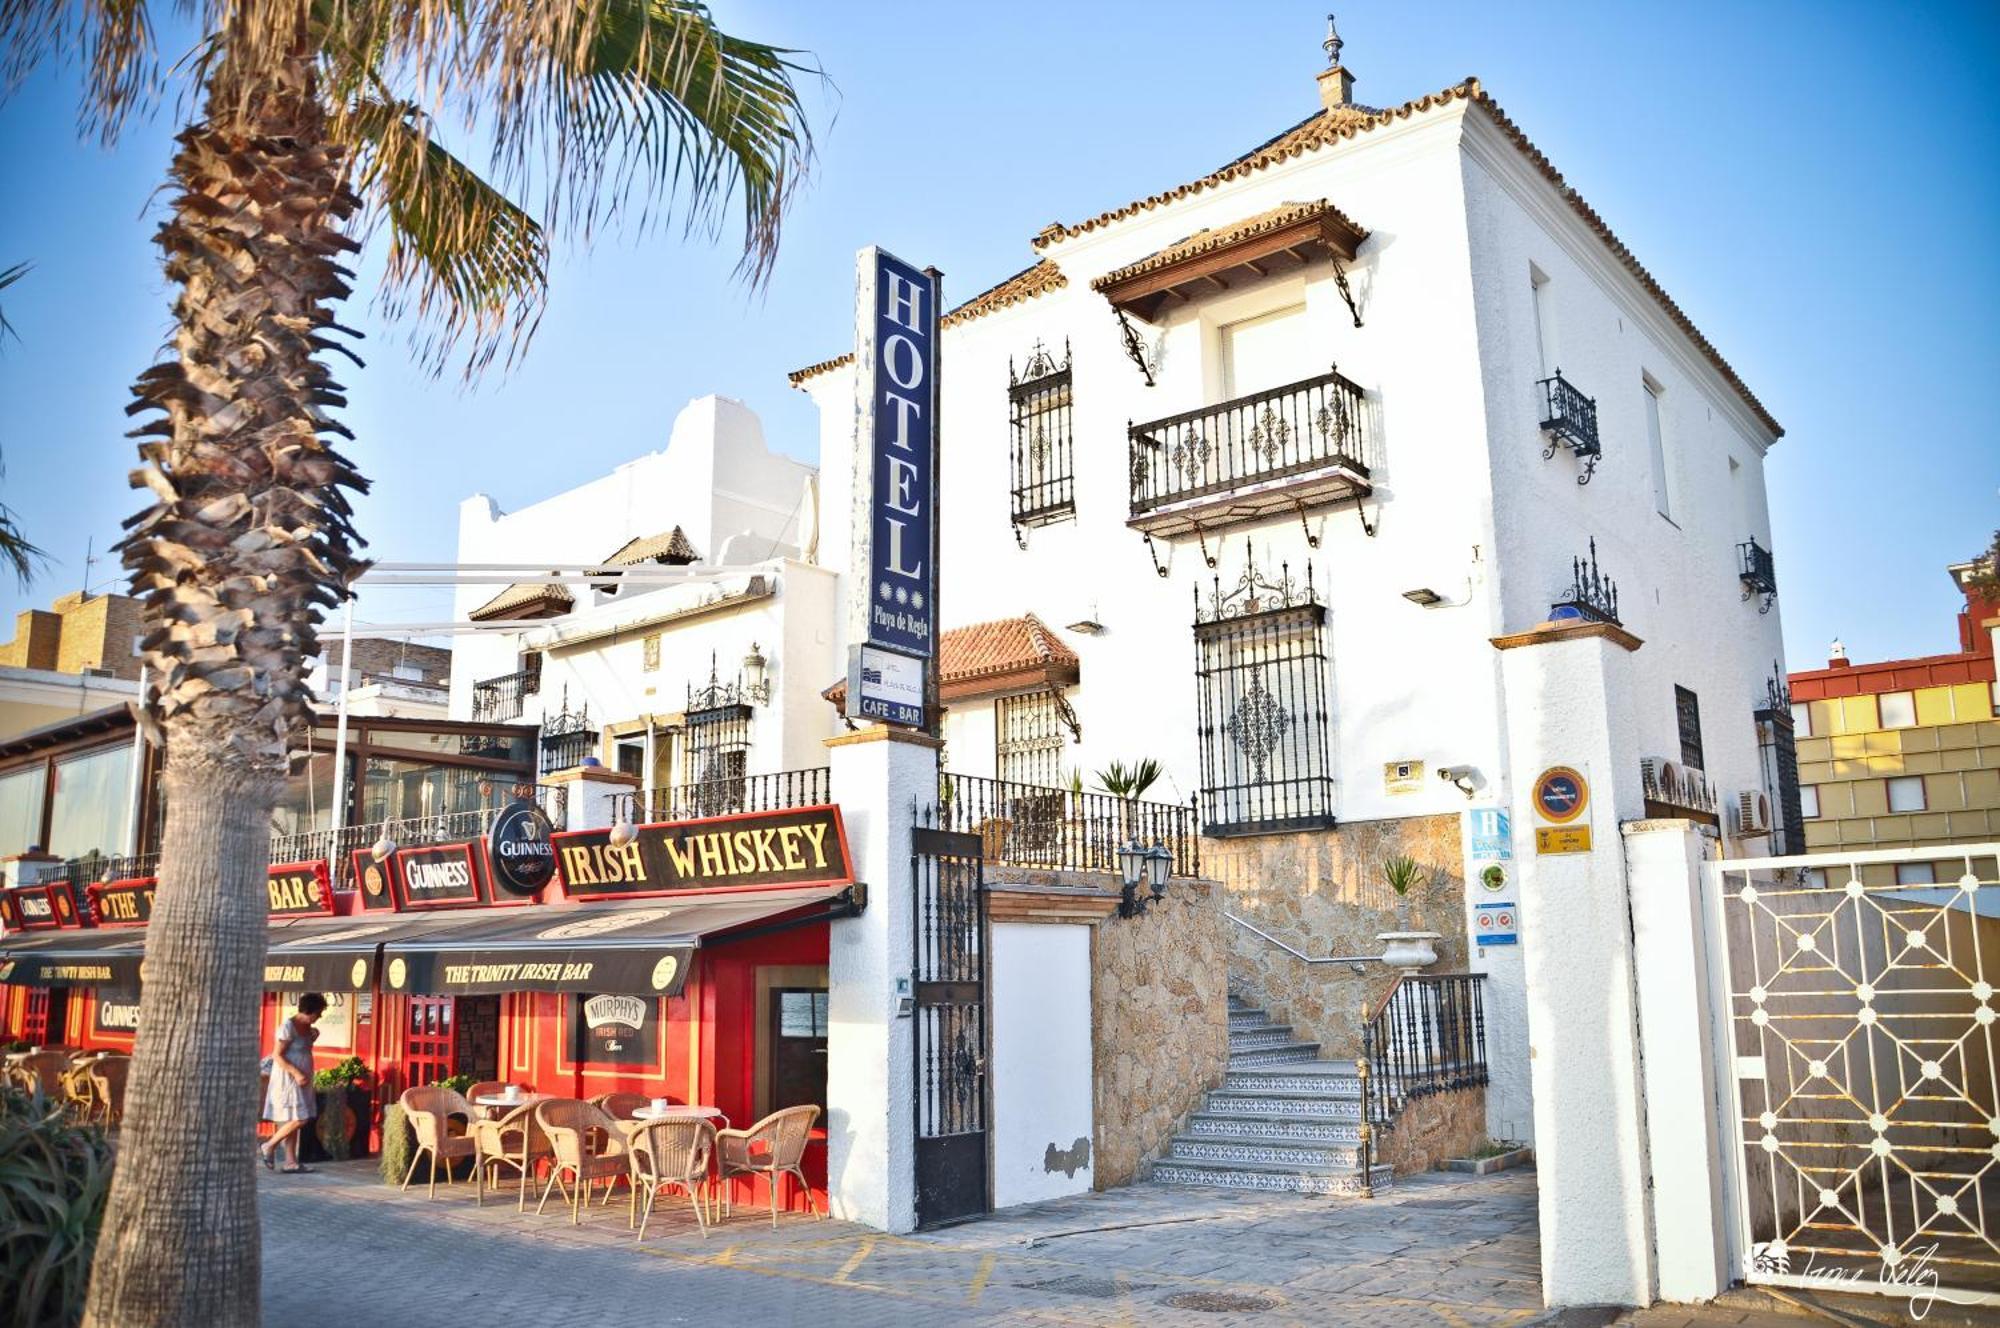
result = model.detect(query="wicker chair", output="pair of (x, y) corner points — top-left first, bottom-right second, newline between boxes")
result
(57, 1058), (99, 1118)
(399, 1087), (478, 1198)
(464, 1080), (518, 1119)
(15, 1051), (68, 1098)
(628, 1118), (715, 1240)
(87, 1056), (130, 1126)
(716, 1105), (821, 1228)
(471, 1101), (551, 1211)
(534, 1098), (631, 1225)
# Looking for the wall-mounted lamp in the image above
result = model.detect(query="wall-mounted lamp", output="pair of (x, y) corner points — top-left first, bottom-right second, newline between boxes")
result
(608, 813), (637, 847)
(742, 643), (773, 705)
(371, 834), (399, 864)
(1401, 587), (1443, 607)
(1117, 838), (1174, 918)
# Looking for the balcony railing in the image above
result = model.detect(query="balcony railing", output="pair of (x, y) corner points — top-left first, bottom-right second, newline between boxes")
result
(273, 784), (569, 889)
(472, 667), (539, 722)
(937, 773), (1200, 878)
(1738, 537), (1777, 613)
(613, 767), (831, 826)
(1537, 369), (1600, 483)
(1128, 368), (1373, 529)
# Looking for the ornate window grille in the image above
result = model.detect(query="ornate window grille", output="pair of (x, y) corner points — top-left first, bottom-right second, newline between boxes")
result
(1009, 340), (1074, 536)
(1738, 537), (1778, 614)
(1537, 368), (1601, 483)
(684, 654), (753, 816)
(538, 696), (593, 775)
(1755, 663), (1805, 854)
(1193, 545), (1336, 835)
(1675, 684), (1706, 771)
(995, 691), (1067, 789)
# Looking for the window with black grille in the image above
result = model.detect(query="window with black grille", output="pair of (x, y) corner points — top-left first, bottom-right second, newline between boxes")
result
(995, 692), (1066, 788)
(1675, 685), (1706, 770)
(1009, 340), (1073, 532)
(684, 703), (751, 816)
(1193, 553), (1336, 835)
(1755, 706), (1805, 855)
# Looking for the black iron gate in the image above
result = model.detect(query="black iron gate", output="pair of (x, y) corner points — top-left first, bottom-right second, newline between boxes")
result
(912, 824), (988, 1228)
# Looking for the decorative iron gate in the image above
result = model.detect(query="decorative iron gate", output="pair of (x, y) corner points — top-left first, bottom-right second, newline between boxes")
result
(911, 824), (988, 1228)
(1710, 844), (2000, 1310)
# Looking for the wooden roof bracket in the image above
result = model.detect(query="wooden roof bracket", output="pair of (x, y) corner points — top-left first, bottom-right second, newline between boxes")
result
(1115, 308), (1161, 387)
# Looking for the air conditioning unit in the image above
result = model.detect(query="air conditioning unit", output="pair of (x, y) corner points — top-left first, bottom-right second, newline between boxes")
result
(1679, 764), (1716, 813)
(1658, 760), (1687, 806)
(1640, 757), (1673, 802)
(1735, 790), (1772, 835)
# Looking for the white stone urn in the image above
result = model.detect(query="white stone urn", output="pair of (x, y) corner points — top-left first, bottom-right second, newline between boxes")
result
(1377, 931), (1442, 974)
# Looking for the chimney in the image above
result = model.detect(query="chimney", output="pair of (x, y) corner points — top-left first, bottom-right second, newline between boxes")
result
(1828, 638), (1850, 669)
(1317, 14), (1356, 111)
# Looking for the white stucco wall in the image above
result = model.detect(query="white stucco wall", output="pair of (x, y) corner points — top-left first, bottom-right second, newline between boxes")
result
(990, 922), (1094, 1206)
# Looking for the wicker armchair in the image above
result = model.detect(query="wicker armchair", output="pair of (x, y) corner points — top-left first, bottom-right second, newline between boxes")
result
(588, 1091), (649, 1119)
(15, 1051), (68, 1098)
(88, 1055), (130, 1126)
(471, 1101), (551, 1211)
(464, 1080), (519, 1119)
(534, 1098), (632, 1225)
(628, 1118), (715, 1240)
(398, 1087), (478, 1198)
(716, 1105), (821, 1228)
(57, 1058), (99, 1118)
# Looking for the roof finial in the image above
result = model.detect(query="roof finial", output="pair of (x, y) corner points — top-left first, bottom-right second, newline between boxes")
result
(1323, 13), (1343, 67)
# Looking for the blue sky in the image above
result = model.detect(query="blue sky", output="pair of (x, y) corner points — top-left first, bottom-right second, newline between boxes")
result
(1, 1), (1996, 668)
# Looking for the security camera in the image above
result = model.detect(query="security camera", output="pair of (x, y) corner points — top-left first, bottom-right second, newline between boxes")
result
(1437, 765), (1480, 798)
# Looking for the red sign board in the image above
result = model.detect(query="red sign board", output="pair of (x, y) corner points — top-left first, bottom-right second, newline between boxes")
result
(91, 878), (156, 927)
(350, 848), (398, 911)
(393, 842), (485, 910)
(7, 885), (59, 930)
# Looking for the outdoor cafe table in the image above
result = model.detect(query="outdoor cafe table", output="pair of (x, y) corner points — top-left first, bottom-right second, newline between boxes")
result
(631, 1104), (726, 1123)
(471, 1091), (546, 1120)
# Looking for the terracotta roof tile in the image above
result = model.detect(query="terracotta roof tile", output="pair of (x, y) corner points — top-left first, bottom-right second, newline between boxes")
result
(467, 581), (574, 622)
(1089, 199), (1367, 293)
(604, 526), (698, 566)
(1036, 78), (1780, 438)
(822, 613), (1080, 705)
(788, 261), (1068, 387)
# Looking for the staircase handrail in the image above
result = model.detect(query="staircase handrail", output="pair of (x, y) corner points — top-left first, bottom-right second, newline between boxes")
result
(1358, 970), (1490, 1198)
(1226, 912), (1378, 970)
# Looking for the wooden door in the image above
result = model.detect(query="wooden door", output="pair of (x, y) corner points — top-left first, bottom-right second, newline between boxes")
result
(768, 988), (827, 1111)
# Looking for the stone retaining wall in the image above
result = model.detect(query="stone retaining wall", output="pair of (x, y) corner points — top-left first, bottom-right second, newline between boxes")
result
(1204, 815), (1471, 1057)
(1090, 875), (1229, 1187)
(1374, 1085), (1488, 1176)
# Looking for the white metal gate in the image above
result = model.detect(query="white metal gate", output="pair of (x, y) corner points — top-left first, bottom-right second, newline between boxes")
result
(1709, 842), (2000, 1310)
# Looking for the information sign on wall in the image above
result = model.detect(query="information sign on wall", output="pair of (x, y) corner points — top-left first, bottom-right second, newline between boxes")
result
(1474, 901), (1519, 946)
(1466, 808), (1513, 861)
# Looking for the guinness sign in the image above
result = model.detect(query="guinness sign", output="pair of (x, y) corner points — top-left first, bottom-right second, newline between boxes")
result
(552, 805), (852, 901)
(9, 886), (58, 930)
(394, 843), (483, 910)
(486, 799), (557, 897)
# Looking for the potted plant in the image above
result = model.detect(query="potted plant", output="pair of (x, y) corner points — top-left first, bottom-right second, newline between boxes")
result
(306, 1055), (373, 1162)
(1377, 853), (1441, 972)
(1095, 758), (1164, 852)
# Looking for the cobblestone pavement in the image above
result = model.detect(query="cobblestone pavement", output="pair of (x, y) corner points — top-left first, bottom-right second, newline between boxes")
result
(260, 1163), (1991, 1327)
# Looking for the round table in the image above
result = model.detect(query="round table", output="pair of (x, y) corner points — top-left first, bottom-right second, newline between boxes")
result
(472, 1092), (540, 1119)
(631, 1104), (724, 1122)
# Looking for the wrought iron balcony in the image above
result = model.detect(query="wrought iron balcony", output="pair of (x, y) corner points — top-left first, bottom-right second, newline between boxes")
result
(471, 666), (539, 722)
(1537, 369), (1600, 484)
(1127, 367), (1374, 540)
(936, 772), (1201, 878)
(1551, 538), (1620, 625)
(1738, 538), (1777, 614)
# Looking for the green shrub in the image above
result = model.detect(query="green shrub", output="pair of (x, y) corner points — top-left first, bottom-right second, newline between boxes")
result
(0, 1084), (115, 1328)
(312, 1055), (368, 1092)
(378, 1103), (415, 1186)
(430, 1072), (474, 1096)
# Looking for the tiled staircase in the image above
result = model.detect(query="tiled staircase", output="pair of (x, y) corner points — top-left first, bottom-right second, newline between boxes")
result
(1152, 996), (1394, 1197)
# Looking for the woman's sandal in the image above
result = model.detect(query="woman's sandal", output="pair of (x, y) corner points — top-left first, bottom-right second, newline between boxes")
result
(259, 1147), (275, 1172)
(279, 1164), (314, 1174)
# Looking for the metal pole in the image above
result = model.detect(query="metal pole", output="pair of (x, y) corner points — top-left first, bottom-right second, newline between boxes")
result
(124, 664), (148, 858)
(331, 598), (355, 835)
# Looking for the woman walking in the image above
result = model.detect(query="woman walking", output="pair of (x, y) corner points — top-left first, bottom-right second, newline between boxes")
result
(259, 993), (326, 1174)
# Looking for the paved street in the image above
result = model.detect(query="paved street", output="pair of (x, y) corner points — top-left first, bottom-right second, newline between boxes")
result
(259, 1162), (1987, 1327)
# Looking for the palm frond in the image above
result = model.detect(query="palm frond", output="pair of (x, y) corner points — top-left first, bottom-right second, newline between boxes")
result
(0, 260), (27, 344)
(0, 0), (163, 142)
(345, 98), (550, 377)
(450, 0), (817, 284)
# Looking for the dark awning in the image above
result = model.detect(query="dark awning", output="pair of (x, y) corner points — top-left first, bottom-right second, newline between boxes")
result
(263, 917), (399, 992)
(380, 886), (856, 997)
(0, 928), (147, 988)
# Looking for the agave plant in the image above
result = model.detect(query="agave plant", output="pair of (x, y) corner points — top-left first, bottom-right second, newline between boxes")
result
(0, 1084), (116, 1328)
(1382, 853), (1428, 930)
(4, 5), (815, 1322)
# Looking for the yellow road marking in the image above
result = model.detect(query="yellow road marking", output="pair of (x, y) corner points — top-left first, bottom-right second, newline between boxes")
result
(832, 1237), (877, 1283)
(966, 1251), (996, 1304)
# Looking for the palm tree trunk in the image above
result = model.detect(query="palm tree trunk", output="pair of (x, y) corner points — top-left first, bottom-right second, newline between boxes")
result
(85, 44), (365, 1328)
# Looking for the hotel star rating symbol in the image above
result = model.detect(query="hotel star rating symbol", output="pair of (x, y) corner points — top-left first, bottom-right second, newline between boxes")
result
(877, 580), (925, 609)
(1724, 864), (2000, 1280)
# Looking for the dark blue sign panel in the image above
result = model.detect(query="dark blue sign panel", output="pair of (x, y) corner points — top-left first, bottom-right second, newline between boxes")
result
(867, 251), (938, 660)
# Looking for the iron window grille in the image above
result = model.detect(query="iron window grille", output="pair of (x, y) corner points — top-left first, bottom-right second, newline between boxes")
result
(684, 654), (752, 816)
(1552, 538), (1621, 625)
(1129, 367), (1372, 520)
(995, 691), (1068, 790)
(1675, 685), (1706, 772)
(1755, 713), (1805, 856)
(1537, 368), (1601, 483)
(538, 697), (593, 775)
(1738, 537), (1778, 614)
(1193, 545), (1337, 836)
(1009, 340), (1074, 537)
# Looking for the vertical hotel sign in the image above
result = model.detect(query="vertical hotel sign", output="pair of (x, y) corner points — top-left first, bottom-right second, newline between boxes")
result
(847, 247), (938, 728)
